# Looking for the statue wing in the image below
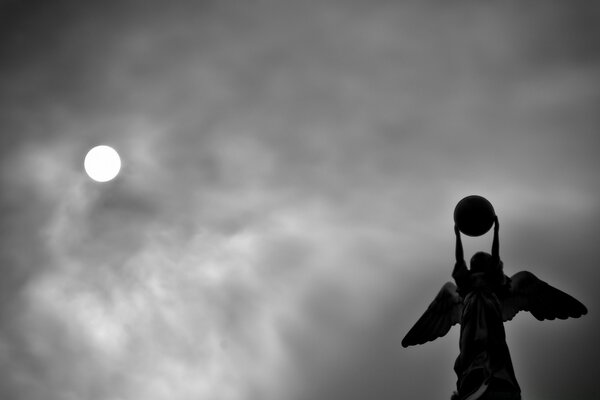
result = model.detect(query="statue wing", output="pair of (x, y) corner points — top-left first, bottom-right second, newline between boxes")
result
(501, 271), (588, 322)
(402, 282), (463, 347)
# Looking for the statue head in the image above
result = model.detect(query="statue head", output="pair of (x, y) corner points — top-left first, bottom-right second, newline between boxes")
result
(470, 251), (494, 273)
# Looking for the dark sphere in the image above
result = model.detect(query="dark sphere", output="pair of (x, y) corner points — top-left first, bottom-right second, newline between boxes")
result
(454, 195), (495, 236)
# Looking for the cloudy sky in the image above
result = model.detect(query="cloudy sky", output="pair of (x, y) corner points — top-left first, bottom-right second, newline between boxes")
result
(1, 1), (599, 399)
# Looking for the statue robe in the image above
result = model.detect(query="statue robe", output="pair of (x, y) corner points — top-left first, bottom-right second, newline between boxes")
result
(452, 260), (521, 400)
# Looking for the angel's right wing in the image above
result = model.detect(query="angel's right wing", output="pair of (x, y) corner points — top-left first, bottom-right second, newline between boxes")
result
(501, 271), (588, 322)
(401, 281), (463, 347)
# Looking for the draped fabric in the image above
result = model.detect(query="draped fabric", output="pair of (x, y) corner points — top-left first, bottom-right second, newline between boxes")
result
(452, 262), (521, 400)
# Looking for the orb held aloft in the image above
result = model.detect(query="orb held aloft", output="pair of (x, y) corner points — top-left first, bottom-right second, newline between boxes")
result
(453, 195), (495, 237)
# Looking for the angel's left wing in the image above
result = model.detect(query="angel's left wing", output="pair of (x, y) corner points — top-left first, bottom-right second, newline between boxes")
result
(401, 281), (463, 347)
(501, 270), (588, 322)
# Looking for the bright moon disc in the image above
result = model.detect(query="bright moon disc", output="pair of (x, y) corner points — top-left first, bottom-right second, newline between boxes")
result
(84, 145), (121, 182)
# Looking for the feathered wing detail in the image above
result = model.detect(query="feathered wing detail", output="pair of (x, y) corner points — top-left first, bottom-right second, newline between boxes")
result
(402, 282), (463, 347)
(501, 271), (588, 322)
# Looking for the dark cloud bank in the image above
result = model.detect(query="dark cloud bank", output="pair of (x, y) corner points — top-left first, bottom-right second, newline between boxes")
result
(1, 1), (599, 399)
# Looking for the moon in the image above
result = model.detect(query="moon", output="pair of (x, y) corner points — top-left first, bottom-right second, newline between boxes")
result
(84, 145), (122, 182)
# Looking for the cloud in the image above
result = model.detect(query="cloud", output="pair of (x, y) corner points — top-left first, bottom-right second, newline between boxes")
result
(0, 1), (599, 400)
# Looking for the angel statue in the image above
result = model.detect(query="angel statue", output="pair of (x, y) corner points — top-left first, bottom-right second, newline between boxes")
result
(402, 198), (587, 400)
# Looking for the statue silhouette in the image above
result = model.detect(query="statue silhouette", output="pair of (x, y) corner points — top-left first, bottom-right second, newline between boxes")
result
(402, 216), (587, 400)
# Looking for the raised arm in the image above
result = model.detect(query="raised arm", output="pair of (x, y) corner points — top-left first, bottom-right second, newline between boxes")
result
(491, 215), (499, 261)
(455, 224), (464, 264)
(453, 225), (468, 287)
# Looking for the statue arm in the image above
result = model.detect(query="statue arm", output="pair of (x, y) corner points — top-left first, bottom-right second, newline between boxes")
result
(455, 224), (464, 264)
(453, 225), (468, 286)
(490, 215), (508, 290)
(491, 215), (499, 261)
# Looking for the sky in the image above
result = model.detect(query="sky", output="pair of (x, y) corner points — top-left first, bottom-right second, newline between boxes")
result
(1, 1), (599, 399)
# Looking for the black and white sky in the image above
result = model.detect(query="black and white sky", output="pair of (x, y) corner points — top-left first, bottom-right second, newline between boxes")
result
(1, 1), (599, 399)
